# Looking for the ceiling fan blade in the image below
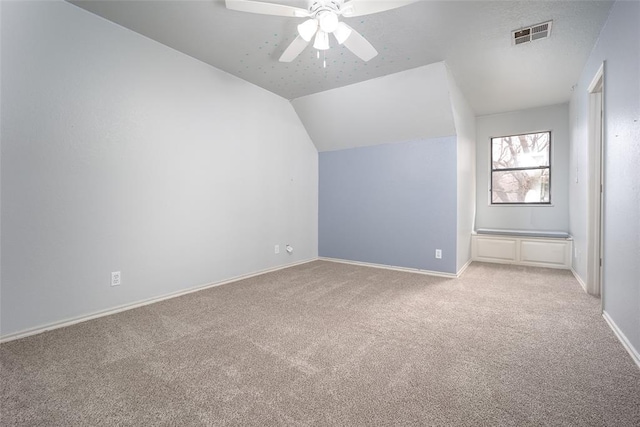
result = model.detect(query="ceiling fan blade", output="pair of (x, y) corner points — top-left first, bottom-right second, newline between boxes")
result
(225, 0), (309, 17)
(341, 25), (377, 61)
(341, 0), (417, 17)
(279, 35), (310, 62)
(333, 21), (352, 45)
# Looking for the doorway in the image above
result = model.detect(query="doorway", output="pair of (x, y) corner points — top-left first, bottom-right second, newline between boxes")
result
(586, 63), (604, 300)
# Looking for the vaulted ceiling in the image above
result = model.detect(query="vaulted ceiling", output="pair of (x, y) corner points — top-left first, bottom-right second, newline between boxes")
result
(70, 0), (613, 115)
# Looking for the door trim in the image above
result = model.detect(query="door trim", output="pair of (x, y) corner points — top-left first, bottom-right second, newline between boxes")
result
(586, 62), (604, 302)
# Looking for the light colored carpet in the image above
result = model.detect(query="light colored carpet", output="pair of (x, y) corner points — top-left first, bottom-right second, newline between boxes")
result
(1, 261), (639, 426)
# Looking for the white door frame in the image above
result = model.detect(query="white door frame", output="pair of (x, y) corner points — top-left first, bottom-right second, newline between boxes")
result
(586, 62), (605, 301)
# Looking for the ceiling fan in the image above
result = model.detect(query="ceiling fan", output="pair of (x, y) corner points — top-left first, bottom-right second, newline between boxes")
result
(225, 0), (416, 62)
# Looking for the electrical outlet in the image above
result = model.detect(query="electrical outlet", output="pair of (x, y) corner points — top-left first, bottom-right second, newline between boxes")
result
(275, 245), (280, 254)
(111, 271), (121, 287)
(435, 249), (442, 259)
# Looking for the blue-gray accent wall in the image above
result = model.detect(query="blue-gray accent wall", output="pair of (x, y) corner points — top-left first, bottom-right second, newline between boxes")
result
(319, 137), (458, 274)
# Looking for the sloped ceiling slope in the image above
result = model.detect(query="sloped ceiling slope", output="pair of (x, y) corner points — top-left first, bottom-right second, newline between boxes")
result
(292, 62), (456, 152)
(68, 1), (614, 116)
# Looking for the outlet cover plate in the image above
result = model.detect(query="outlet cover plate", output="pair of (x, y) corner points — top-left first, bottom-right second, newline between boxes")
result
(111, 271), (121, 287)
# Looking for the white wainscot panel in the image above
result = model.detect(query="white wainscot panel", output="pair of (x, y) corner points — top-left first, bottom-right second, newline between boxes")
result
(520, 240), (570, 267)
(472, 234), (572, 269)
(474, 238), (517, 262)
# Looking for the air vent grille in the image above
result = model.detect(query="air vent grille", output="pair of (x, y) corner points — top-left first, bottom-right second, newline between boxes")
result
(512, 21), (552, 45)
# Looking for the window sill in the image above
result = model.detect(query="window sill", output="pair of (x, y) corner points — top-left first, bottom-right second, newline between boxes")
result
(488, 203), (554, 207)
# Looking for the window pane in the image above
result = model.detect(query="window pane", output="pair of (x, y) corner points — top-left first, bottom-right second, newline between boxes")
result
(492, 168), (550, 203)
(492, 132), (549, 169)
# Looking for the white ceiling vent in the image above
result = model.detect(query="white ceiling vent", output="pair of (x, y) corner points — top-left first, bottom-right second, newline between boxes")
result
(512, 21), (553, 45)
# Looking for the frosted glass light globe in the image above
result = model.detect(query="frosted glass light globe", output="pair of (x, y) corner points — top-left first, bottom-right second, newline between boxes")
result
(318, 12), (339, 33)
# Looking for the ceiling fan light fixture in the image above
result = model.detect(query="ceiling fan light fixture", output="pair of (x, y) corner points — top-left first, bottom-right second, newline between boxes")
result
(313, 30), (330, 50)
(297, 19), (318, 42)
(318, 11), (339, 33)
(333, 21), (352, 45)
(225, 0), (414, 63)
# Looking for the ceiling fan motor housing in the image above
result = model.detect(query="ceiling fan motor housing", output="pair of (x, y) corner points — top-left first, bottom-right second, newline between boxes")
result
(308, 1), (345, 15)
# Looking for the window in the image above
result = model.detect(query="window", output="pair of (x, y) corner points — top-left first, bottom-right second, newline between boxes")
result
(490, 131), (550, 204)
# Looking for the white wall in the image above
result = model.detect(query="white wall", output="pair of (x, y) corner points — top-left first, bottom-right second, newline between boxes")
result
(475, 104), (570, 231)
(0, 1), (318, 338)
(446, 67), (476, 273)
(291, 63), (456, 152)
(569, 1), (639, 358)
(0, 1), (3, 321)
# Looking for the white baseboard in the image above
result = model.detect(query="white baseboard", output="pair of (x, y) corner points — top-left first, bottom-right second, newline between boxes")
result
(318, 257), (460, 278)
(571, 268), (588, 293)
(0, 258), (318, 343)
(602, 311), (640, 370)
(456, 258), (472, 277)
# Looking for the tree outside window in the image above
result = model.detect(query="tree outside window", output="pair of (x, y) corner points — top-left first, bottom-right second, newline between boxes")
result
(491, 132), (551, 204)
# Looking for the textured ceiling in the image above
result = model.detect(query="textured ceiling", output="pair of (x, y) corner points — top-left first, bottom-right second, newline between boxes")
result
(69, 0), (613, 115)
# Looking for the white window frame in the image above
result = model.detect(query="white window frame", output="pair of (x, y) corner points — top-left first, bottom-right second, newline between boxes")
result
(489, 131), (552, 206)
